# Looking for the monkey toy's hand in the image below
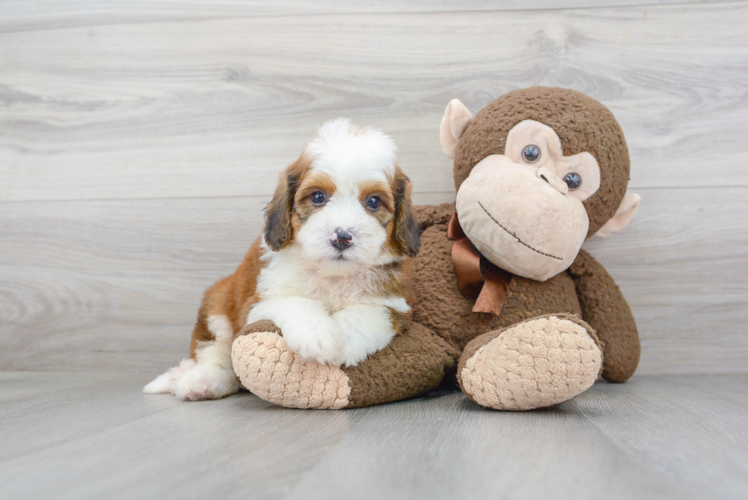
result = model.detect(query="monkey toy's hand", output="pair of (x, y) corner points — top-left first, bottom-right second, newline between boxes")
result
(231, 320), (351, 409)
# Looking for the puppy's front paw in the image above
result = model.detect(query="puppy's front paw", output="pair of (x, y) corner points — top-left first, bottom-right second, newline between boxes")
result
(333, 305), (396, 367)
(283, 319), (342, 366)
(334, 335), (370, 368)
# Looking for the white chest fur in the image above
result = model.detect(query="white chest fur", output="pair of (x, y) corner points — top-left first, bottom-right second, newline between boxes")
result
(255, 243), (407, 315)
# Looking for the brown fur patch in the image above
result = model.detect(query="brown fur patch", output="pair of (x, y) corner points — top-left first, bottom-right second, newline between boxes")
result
(188, 237), (269, 358)
(264, 154), (312, 250)
(388, 166), (420, 257)
(388, 307), (408, 336)
(295, 171), (338, 210)
(291, 170), (338, 234)
(376, 260), (411, 300)
(189, 302), (216, 358)
(359, 179), (395, 227)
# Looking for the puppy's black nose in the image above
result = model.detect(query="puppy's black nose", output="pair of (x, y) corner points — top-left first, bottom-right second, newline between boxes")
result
(331, 228), (353, 251)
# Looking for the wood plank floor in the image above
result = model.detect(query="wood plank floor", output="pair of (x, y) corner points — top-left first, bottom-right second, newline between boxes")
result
(1, 372), (746, 500)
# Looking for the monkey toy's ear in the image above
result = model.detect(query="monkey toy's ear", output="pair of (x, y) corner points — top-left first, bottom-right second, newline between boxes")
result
(439, 99), (474, 159)
(595, 193), (641, 238)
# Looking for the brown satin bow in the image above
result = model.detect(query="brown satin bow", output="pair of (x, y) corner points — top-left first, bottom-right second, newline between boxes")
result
(448, 212), (512, 316)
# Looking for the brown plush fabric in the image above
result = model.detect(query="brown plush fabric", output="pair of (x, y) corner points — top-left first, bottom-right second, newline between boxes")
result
(410, 202), (638, 390)
(411, 203), (584, 353)
(453, 87), (631, 237)
(342, 322), (458, 408)
(232, 319), (456, 409)
(237, 319), (282, 338)
(569, 249), (640, 382)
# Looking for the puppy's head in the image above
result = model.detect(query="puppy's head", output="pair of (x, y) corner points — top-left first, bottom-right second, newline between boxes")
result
(264, 118), (420, 273)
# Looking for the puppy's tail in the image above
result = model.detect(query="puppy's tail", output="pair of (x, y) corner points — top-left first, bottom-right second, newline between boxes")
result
(142, 358), (195, 393)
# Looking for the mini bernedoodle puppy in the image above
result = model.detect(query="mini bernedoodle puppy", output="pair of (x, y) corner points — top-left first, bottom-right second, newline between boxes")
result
(144, 119), (420, 400)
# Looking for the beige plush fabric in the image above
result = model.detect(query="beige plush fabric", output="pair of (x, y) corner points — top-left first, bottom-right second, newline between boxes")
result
(458, 316), (602, 410)
(231, 331), (351, 409)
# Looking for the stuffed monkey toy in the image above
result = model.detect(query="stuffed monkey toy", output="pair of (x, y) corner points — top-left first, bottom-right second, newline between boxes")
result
(232, 87), (641, 410)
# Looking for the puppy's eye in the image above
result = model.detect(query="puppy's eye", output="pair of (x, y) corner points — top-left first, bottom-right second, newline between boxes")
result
(563, 173), (582, 190)
(366, 196), (381, 211)
(522, 145), (541, 164)
(311, 191), (326, 206)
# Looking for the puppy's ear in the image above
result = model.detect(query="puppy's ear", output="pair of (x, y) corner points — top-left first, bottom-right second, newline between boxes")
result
(392, 166), (421, 257)
(264, 157), (307, 251)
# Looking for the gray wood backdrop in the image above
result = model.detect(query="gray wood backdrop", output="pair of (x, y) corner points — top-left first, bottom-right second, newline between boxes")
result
(1, 0), (746, 375)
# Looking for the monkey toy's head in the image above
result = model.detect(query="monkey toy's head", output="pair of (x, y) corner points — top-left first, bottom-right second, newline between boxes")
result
(440, 87), (640, 281)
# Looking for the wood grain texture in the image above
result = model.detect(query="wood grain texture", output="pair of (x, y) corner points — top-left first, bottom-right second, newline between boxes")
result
(1, 188), (746, 374)
(0, 0), (729, 33)
(1, 372), (746, 500)
(1, 2), (747, 203)
(1, 1), (747, 375)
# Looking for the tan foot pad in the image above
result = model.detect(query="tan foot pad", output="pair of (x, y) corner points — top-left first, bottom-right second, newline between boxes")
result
(459, 316), (603, 410)
(231, 331), (351, 409)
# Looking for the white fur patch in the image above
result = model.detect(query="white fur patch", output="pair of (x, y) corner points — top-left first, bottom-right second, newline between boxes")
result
(207, 314), (233, 340)
(370, 295), (410, 314)
(306, 118), (397, 185)
(247, 296), (397, 367)
(255, 240), (409, 314)
(143, 369), (175, 394)
(248, 297), (342, 365)
(333, 304), (396, 367)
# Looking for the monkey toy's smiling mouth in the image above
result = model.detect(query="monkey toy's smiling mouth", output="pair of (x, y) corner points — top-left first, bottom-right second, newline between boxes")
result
(478, 201), (563, 261)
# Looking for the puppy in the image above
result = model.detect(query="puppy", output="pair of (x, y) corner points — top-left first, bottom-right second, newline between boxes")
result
(144, 118), (420, 401)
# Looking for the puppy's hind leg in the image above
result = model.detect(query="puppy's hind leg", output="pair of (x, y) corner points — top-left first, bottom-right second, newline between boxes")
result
(144, 282), (240, 401)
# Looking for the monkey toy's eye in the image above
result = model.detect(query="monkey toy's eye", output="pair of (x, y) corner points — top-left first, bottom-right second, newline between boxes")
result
(563, 173), (582, 190)
(521, 145), (541, 164)
(366, 196), (381, 211)
(311, 191), (326, 206)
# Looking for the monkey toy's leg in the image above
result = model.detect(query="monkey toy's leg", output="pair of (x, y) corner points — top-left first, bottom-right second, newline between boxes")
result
(230, 321), (458, 409)
(456, 314), (603, 410)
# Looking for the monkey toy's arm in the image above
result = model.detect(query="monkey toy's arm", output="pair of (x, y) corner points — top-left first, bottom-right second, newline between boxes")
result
(568, 249), (640, 382)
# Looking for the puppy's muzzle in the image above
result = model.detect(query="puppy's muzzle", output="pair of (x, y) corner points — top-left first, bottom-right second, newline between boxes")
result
(330, 228), (354, 251)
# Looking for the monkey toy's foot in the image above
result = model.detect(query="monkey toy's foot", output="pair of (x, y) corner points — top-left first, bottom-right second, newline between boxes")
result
(457, 314), (603, 410)
(231, 321), (351, 409)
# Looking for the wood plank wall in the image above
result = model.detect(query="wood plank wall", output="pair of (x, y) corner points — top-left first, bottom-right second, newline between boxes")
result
(1, 0), (746, 374)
